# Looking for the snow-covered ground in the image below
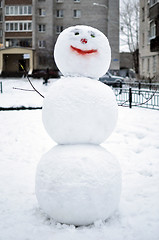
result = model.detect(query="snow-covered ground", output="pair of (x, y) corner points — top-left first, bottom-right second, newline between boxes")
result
(0, 77), (57, 108)
(0, 78), (159, 240)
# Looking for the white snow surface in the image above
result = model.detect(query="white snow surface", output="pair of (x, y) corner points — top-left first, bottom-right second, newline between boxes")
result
(0, 78), (159, 240)
(0, 77), (57, 108)
(42, 77), (118, 144)
(54, 25), (111, 79)
(36, 145), (121, 226)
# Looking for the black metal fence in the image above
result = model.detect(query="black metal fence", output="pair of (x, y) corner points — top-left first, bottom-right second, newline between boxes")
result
(114, 84), (159, 110)
(123, 81), (159, 91)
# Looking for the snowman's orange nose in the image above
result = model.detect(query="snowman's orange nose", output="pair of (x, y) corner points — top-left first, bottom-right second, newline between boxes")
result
(81, 38), (87, 44)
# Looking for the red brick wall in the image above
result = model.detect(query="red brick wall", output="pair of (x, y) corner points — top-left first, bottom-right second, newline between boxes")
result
(5, 32), (32, 37)
(5, 0), (32, 5)
(5, 16), (32, 21)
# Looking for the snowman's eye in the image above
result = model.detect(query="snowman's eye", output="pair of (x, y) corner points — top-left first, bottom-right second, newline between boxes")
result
(91, 33), (95, 38)
(75, 32), (79, 35)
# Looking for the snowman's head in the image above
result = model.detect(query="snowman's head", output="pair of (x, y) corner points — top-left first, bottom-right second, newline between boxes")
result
(54, 25), (111, 79)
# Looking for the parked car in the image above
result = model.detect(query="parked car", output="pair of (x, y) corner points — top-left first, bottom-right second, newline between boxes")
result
(29, 69), (60, 79)
(99, 72), (125, 87)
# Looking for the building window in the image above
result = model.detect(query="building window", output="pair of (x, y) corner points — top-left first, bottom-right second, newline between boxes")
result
(5, 21), (32, 32)
(0, 14), (2, 22)
(0, 30), (2, 37)
(38, 0), (45, 2)
(0, 1), (2, 8)
(38, 40), (46, 48)
(147, 31), (150, 44)
(142, 33), (145, 47)
(15, 23), (18, 31)
(6, 6), (9, 14)
(24, 6), (28, 14)
(28, 23), (32, 31)
(56, 9), (63, 17)
(150, 21), (156, 39)
(56, 25), (63, 34)
(56, 0), (64, 2)
(73, 9), (81, 18)
(5, 38), (32, 48)
(5, 6), (32, 16)
(15, 6), (18, 15)
(38, 24), (46, 32)
(6, 23), (9, 31)
(19, 22), (23, 31)
(153, 56), (156, 73)
(28, 6), (32, 14)
(142, 58), (145, 73)
(147, 58), (150, 73)
(142, 7), (145, 21)
(24, 22), (27, 31)
(39, 8), (46, 16)
(74, 0), (80, 2)
(19, 6), (23, 15)
(5, 41), (9, 47)
(10, 6), (14, 14)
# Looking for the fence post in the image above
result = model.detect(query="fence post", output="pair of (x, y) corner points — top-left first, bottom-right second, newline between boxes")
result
(119, 81), (122, 94)
(0, 82), (2, 94)
(138, 82), (141, 95)
(129, 87), (132, 108)
(149, 79), (152, 90)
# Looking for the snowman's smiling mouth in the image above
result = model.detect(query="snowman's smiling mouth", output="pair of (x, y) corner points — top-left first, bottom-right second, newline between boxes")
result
(70, 45), (98, 55)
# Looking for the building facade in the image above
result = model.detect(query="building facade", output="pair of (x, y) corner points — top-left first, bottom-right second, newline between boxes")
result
(139, 0), (159, 80)
(0, 0), (119, 76)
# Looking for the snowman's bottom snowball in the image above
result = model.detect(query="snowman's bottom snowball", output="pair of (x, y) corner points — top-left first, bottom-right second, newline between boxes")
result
(35, 145), (121, 226)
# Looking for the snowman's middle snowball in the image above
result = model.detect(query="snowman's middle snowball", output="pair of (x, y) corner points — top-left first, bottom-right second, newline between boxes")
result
(42, 77), (118, 145)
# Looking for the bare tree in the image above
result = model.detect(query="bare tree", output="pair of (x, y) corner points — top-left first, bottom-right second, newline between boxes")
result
(120, 0), (139, 74)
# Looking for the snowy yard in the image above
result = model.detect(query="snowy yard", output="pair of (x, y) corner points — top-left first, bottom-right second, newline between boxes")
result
(0, 78), (159, 240)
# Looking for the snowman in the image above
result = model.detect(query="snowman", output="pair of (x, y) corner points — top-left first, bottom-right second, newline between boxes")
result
(35, 25), (121, 226)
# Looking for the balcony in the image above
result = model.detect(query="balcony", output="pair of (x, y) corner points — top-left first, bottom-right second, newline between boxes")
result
(5, 38), (32, 48)
(150, 35), (159, 51)
(149, 2), (159, 20)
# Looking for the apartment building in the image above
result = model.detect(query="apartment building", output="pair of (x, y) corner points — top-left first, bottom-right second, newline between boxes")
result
(0, 0), (34, 75)
(139, 0), (159, 80)
(0, 0), (119, 76)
